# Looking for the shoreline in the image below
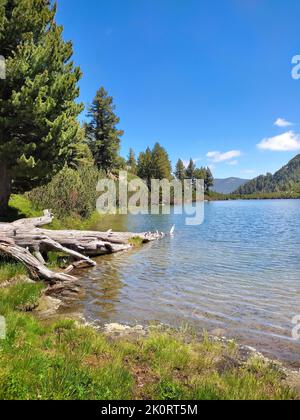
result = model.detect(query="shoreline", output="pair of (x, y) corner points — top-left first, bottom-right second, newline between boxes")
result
(36, 292), (300, 377)
(0, 277), (299, 399)
(42, 297), (300, 395)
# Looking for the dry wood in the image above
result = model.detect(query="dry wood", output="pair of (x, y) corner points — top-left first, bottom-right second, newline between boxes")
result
(0, 210), (164, 286)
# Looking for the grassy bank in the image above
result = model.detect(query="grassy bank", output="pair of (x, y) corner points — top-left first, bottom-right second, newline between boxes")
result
(0, 278), (298, 400)
(7, 194), (102, 230)
(208, 191), (300, 201)
(0, 261), (27, 285)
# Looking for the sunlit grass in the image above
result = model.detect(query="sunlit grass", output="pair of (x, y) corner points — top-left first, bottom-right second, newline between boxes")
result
(0, 282), (298, 400)
(0, 262), (27, 284)
(0, 282), (43, 314)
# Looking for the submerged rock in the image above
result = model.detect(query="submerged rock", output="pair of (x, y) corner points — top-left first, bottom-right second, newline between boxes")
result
(104, 323), (147, 337)
(35, 295), (62, 317)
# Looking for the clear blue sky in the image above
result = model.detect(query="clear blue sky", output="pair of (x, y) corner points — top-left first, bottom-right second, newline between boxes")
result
(56, 0), (300, 179)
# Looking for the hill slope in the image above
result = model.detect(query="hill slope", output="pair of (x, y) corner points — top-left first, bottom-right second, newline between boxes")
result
(212, 178), (250, 194)
(235, 155), (300, 195)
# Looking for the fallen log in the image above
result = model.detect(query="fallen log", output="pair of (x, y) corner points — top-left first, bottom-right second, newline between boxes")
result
(0, 239), (77, 283)
(0, 210), (164, 285)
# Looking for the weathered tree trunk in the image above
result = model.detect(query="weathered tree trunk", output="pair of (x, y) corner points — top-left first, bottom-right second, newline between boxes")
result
(0, 210), (164, 287)
(0, 163), (11, 218)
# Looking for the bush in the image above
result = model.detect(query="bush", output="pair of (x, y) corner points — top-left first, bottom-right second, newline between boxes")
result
(28, 166), (103, 219)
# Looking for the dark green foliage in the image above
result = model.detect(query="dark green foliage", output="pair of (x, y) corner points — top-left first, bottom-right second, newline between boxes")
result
(0, 0), (83, 214)
(137, 143), (172, 188)
(185, 158), (196, 179)
(137, 147), (153, 188)
(209, 190), (300, 201)
(204, 167), (214, 193)
(86, 87), (124, 172)
(151, 143), (172, 180)
(193, 166), (214, 193)
(235, 154), (300, 195)
(28, 165), (102, 219)
(114, 155), (127, 171)
(182, 160), (214, 193)
(175, 159), (186, 181)
(127, 148), (137, 174)
(67, 141), (95, 169)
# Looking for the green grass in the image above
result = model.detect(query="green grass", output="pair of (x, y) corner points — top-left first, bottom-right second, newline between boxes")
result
(8, 194), (41, 220)
(0, 282), (44, 314)
(128, 236), (144, 247)
(0, 281), (297, 400)
(7, 194), (102, 230)
(0, 261), (28, 284)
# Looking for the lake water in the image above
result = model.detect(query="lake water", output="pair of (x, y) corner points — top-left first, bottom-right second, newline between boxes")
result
(68, 200), (300, 366)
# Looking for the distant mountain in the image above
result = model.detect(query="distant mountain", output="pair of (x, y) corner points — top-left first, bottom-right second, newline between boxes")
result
(212, 178), (250, 194)
(235, 154), (300, 195)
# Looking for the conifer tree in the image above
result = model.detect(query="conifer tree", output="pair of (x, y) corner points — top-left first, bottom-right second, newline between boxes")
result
(151, 142), (172, 180)
(67, 142), (95, 169)
(205, 167), (214, 193)
(137, 147), (153, 188)
(194, 166), (214, 193)
(127, 148), (137, 173)
(186, 158), (196, 180)
(0, 0), (83, 215)
(86, 87), (123, 172)
(175, 159), (186, 181)
(194, 167), (206, 181)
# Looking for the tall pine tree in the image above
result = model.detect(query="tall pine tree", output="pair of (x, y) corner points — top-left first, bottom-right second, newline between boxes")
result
(175, 159), (186, 181)
(86, 87), (123, 172)
(127, 148), (137, 173)
(151, 142), (172, 180)
(186, 158), (196, 180)
(0, 0), (83, 215)
(205, 167), (214, 193)
(137, 143), (172, 188)
(137, 147), (153, 189)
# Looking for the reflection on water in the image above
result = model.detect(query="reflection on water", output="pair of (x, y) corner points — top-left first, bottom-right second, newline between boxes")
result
(62, 200), (300, 366)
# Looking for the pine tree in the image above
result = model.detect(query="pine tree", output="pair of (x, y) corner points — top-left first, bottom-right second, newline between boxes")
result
(137, 143), (172, 188)
(151, 142), (172, 180)
(127, 148), (137, 173)
(137, 147), (153, 188)
(194, 167), (207, 181)
(86, 87), (123, 172)
(67, 142), (95, 169)
(193, 167), (214, 193)
(186, 158), (196, 180)
(0, 0), (83, 215)
(175, 159), (186, 181)
(205, 167), (214, 193)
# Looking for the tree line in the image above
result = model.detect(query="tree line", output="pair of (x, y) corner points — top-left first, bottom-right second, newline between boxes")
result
(86, 87), (214, 192)
(0, 0), (214, 217)
(235, 154), (300, 195)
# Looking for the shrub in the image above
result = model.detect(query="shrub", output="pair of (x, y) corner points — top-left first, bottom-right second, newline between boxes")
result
(28, 166), (102, 219)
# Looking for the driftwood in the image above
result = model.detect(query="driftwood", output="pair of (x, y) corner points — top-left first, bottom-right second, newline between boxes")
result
(0, 210), (164, 286)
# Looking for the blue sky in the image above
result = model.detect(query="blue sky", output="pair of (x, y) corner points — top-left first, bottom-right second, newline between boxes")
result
(56, 0), (300, 179)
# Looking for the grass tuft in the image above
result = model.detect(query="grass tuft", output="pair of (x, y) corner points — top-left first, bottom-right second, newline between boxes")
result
(0, 261), (27, 284)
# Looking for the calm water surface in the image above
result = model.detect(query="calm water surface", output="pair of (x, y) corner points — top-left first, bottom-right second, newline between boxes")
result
(65, 200), (300, 366)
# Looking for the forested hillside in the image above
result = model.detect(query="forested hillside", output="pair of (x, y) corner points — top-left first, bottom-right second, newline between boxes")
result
(235, 155), (300, 195)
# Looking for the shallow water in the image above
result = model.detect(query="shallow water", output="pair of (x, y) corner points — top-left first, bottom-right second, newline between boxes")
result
(65, 200), (300, 366)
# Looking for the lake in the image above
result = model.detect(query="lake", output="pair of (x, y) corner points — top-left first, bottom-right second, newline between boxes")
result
(66, 200), (300, 366)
